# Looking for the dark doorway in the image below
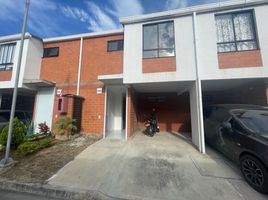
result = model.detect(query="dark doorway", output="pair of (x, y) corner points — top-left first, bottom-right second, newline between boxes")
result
(72, 97), (84, 133)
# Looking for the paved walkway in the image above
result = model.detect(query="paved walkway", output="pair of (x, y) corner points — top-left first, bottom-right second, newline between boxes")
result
(48, 132), (267, 200)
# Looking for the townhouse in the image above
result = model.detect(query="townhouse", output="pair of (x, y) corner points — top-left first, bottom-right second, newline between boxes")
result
(0, 0), (268, 153)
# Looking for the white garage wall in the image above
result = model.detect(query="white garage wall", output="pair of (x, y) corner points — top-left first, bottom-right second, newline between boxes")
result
(34, 87), (55, 133)
(190, 82), (205, 153)
(106, 86), (125, 132)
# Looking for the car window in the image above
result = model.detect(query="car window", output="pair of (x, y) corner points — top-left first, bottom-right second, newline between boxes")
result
(230, 118), (244, 133)
(233, 109), (268, 136)
(210, 107), (229, 122)
(0, 112), (10, 122)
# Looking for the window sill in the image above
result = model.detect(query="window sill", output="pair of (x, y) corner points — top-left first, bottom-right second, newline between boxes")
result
(143, 55), (176, 60)
(0, 69), (13, 71)
(217, 48), (260, 54)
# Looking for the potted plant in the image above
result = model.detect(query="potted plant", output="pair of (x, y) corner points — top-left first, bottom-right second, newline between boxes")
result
(54, 117), (77, 140)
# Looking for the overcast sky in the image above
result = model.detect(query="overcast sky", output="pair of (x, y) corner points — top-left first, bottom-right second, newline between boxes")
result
(0, 0), (229, 38)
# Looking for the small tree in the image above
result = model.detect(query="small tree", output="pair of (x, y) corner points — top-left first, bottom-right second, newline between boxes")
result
(54, 117), (77, 136)
(0, 118), (26, 149)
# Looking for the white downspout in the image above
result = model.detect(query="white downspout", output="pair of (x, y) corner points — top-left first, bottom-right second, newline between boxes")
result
(193, 11), (205, 154)
(76, 37), (83, 95)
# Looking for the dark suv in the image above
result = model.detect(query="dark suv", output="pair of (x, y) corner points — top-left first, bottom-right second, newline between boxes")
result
(203, 104), (268, 193)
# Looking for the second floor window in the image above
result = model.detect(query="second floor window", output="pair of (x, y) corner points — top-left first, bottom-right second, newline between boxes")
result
(143, 21), (175, 58)
(107, 40), (124, 51)
(0, 43), (16, 71)
(43, 47), (59, 58)
(215, 11), (258, 53)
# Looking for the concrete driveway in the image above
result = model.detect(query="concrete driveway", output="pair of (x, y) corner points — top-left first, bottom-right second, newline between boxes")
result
(48, 132), (267, 200)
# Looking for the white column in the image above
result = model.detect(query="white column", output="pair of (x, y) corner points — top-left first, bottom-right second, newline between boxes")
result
(192, 12), (205, 153)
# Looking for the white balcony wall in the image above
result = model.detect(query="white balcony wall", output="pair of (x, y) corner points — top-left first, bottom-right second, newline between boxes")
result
(23, 37), (43, 81)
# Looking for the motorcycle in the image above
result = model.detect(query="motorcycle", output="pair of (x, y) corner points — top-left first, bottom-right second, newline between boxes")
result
(144, 113), (159, 137)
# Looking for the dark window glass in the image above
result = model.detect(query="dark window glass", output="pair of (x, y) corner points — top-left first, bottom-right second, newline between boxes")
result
(210, 107), (229, 122)
(215, 11), (258, 52)
(204, 107), (213, 119)
(107, 40), (123, 51)
(14, 112), (25, 120)
(143, 21), (175, 58)
(0, 43), (16, 71)
(43, 47), (59, 57)
(233, 110), (268, 136)
(0, 112), (10, 122)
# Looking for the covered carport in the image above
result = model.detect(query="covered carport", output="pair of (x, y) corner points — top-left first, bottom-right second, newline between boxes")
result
(202, 78), (268, 106)
(129, 81), (205, 152)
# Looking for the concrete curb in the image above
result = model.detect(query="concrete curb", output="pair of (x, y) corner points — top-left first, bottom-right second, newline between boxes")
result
(0, 179), (124, 200)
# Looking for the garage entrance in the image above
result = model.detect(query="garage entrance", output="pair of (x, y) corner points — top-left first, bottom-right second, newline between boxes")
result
(131, 81), (202, 147)
(201, 78), (268, 149)
(136, 92), (191, 136)
(202, 78), (268, 106)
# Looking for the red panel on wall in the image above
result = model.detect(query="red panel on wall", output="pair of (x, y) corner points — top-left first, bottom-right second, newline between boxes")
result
(142, 57), (176, 73)
(0, 70), (12, 81)
(218, 50), (263, 69)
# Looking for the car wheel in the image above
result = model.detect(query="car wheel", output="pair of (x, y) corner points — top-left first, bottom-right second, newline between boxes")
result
(240, 155), (268, 194)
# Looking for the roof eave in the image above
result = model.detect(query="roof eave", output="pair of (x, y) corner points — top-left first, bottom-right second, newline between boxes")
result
(120, 0), (268, 25)
(43, 28), (124, 43)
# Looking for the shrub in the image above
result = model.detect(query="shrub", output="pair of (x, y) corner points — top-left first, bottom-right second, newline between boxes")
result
(15, 141), (38, 156)
(24, 132), (51, 142)
(54, 117), (77, 136)
(38, 122), (50, 134)
(16, 138), (53, 156)
(0, 118), (26, 149)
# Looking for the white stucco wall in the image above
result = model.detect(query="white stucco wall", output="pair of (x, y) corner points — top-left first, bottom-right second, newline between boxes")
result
(34, 87), (55, 132)
(189, 81), (205, 153)
(174, 16), (196, 81)
(23, 37), (43, 81)
(106, 86), (125, 131)
(190, 82), (199, 149)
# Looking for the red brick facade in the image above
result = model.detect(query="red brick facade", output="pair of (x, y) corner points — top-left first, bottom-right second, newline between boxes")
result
(40, 34), (123, 135)
(218, 50), (263, 69)
(0, 70), (12, 81)
(127, 88), (138, 138)
(142, 57), (176, 73)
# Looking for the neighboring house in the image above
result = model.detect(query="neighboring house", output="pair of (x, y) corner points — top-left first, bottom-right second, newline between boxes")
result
(1, 0), (268, 153)
(0, 33), (54, 131)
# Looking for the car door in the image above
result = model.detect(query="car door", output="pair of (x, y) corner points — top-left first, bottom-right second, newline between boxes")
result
(206, 107), (230, 151)
(204, 107), (218, 144)
(220, 118), (250, 161)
